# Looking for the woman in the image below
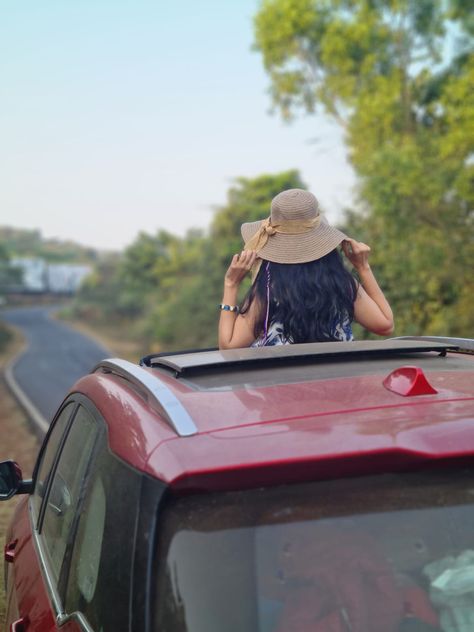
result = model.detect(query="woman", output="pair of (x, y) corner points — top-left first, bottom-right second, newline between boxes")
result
(218, 188), (393, 349)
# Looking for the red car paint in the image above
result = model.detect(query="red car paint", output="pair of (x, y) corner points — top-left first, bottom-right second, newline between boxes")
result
(71, 364), (474, 490)
(2, 341), (474, 631)
(4, 499), (61, 632)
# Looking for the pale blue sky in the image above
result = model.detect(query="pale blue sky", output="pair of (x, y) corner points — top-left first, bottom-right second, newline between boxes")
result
(0, 0), (355, 251)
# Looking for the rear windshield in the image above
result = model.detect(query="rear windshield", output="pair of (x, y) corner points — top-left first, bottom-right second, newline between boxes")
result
(153, 469), (474, 632)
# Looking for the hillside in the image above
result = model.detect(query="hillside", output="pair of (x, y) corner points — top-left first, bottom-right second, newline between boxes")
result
(0, 226), (103, 264)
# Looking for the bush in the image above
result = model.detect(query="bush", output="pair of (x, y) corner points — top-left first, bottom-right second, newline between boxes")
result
(0, 322), (12, 353)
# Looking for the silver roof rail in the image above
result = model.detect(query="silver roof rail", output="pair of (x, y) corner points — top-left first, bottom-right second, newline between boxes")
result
(392, 336), (474, 354)
(93, 358), (197, 437)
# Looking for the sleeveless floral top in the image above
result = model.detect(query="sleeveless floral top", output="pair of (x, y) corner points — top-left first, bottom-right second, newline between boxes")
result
(252, 317), (353, 347)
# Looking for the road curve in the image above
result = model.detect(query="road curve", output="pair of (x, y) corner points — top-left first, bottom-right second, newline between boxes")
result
(1, 306), (111, 431)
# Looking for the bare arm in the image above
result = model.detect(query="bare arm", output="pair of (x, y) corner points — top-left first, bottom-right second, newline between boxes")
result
(342, 239), (394, 336)
(218, 250), (259, 350)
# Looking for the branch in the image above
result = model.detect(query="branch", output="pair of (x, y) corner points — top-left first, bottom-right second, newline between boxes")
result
(301, 51), (349, 129)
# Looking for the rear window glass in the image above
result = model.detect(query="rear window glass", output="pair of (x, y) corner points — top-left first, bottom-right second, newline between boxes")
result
(153, 468), (474, 632)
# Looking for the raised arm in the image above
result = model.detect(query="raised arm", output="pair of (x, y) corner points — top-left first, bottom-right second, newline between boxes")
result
(218, 250), (259, 350)
(341, 239), (394, 336)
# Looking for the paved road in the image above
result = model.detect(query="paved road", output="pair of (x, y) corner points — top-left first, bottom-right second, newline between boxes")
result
(1, 306), (110, 428)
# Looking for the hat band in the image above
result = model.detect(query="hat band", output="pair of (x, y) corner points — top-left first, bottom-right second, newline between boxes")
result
(244, 216), (321, 253)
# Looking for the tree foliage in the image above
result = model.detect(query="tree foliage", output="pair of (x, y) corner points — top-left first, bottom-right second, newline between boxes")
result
(0, 227), (99, 263)
(72, 3), (473, 348)
(254, 0), (473, 335)
(0, 243), (22, 292)
(73, 171), (305, 351)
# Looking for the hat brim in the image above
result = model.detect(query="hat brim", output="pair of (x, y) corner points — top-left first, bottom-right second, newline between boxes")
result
(241, 215), (348, 264)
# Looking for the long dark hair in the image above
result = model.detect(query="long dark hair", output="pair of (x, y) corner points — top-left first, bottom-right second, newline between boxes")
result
(240, 249), (358, 343)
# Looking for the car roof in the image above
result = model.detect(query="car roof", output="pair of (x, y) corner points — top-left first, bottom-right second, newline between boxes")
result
(73, 338), (474, 492)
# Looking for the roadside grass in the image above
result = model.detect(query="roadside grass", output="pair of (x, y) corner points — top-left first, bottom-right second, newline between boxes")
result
(55, 312), (149, 363)
(0, 327), (40, 625)
(0, 322), (12, 351)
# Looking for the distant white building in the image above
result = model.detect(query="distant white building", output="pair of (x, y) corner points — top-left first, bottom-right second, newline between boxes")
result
(9, 258), (92, 294)
(47, 264), (92, 294)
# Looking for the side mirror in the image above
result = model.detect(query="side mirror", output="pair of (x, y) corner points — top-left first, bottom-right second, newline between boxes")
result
(0, 461), (33, 500)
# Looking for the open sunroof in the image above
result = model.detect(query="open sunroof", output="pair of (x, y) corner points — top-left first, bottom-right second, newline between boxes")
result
(140, 339), (460, 377)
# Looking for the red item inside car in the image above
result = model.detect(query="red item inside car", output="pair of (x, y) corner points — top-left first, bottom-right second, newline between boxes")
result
(274, 529), (440, 632)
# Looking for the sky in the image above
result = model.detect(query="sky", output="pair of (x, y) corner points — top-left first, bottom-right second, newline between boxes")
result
(0, 0), (356, 252)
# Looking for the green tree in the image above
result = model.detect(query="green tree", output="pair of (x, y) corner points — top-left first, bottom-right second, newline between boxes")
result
(0, 243), (22, 293)
(0, 227), (98, 263)
(73, 170), (306, 351)
(146, 170), (306, 349)
(0, 243), (22, 350)
(254, 0), (473, 335)
(73, 253), (123, 321)
(116, 230), (186, 317)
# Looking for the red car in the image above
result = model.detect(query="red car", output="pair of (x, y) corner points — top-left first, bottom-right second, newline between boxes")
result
(1, 337), (474, 632)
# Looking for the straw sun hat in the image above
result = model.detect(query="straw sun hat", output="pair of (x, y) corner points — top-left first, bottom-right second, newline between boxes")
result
(241, 188), (347, 265)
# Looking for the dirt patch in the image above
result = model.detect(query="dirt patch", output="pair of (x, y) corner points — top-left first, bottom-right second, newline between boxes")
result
(0, 327), (40, 625)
